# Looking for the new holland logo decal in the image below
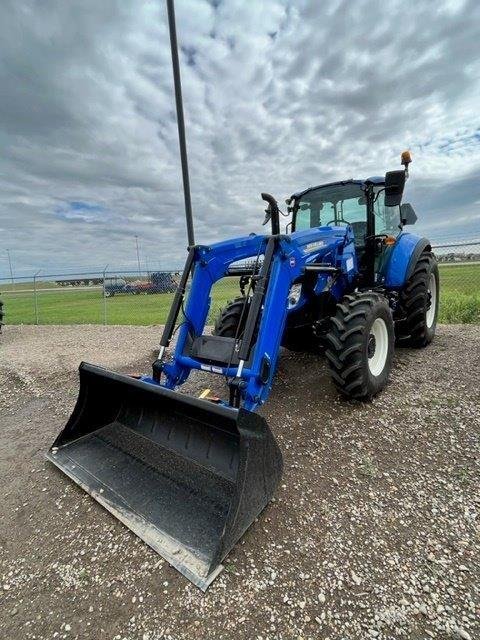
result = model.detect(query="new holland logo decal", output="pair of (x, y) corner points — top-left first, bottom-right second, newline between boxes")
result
(303, 240), (325, 253)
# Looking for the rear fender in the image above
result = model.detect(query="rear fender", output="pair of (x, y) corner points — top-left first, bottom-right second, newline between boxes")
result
(383, 233), (431, 288)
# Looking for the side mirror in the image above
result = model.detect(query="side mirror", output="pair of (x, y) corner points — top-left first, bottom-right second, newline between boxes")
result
(285, 197), (294, 214)
(400, 203), (417, 226)
(384, 170), (406, 207)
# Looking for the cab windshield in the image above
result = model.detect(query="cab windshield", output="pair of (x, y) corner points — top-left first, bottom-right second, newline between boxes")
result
(294, 183), (366, 231)
(293, 182), (400, 243)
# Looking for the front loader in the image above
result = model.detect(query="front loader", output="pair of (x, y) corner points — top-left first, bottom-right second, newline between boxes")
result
(48, 152), (439, 589)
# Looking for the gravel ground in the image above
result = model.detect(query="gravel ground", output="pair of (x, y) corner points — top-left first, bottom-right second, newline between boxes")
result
(0, 324), (479, 640)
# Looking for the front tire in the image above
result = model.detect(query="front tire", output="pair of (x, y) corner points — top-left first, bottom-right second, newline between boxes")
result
(325, 292), (394, 399)
(396, 251), (439, 347)
(213, 296), (250, 338)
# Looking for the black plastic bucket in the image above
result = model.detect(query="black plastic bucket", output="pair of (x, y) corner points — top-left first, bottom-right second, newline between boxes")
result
(47, 362), (283, 589)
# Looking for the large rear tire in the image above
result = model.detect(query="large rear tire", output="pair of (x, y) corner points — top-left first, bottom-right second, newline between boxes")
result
(395, 251), (439, 347)
(325, 292), (394, 400)
(213, 296), (249, 338)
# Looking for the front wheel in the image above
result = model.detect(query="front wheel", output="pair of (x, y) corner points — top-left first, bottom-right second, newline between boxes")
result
(213, 296), (250, 337)
(325, 292), (394, 399)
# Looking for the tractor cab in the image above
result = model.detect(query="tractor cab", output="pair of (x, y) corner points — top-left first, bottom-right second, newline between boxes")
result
(287, 156), (411, 286)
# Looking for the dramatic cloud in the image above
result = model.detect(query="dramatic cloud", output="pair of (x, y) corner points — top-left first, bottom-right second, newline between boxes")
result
(1, 0), (479, 277)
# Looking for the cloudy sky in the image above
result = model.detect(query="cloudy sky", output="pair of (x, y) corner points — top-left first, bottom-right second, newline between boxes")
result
(1, 0), (479, 278)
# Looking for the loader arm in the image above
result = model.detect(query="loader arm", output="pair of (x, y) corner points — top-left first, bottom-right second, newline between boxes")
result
(151, 225), (357, 410)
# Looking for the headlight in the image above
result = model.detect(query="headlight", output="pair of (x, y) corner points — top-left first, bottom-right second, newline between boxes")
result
(288, 283), (302, 308)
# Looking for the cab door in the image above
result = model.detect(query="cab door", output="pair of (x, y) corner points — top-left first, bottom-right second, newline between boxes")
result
(373, 188), (402, 281)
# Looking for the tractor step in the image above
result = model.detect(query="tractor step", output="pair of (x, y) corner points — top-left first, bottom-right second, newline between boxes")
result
(47, 363), (282, 590)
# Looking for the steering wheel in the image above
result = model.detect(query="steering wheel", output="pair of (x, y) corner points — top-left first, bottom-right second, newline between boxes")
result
(326, 219), (349, 226)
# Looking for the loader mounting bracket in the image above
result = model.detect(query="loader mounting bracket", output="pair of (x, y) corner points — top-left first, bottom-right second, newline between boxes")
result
(229, 377), (246, 408)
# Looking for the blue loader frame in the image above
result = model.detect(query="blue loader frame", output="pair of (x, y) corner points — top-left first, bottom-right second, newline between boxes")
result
(145, 225), (358, 411)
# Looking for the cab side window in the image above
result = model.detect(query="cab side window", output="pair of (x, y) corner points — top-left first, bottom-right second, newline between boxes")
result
(374, 189), (401, 236)
(295, 202), (322, 230)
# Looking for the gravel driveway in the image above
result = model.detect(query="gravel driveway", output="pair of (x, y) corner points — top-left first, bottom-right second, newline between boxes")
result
(0, 324), (479, 640)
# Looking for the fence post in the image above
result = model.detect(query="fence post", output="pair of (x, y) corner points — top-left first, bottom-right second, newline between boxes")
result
(33, 270), (41, 325)
(103, 265), (108, 326)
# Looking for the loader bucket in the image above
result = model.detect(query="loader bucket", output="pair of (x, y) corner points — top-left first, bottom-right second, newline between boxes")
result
(47, 362), (283, 590)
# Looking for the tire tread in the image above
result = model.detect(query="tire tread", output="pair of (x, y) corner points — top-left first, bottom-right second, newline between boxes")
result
(395, 251), (438, 347)
(326, 291), (393, 399)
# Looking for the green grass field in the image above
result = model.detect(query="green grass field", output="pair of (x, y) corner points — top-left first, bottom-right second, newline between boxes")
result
(1, 264), (478, 325)
(437, 263), (480, 323)
(0, 279), (240, 326)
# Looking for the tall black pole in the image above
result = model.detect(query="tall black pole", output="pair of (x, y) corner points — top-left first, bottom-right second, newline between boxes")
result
(7, 249), (14, 287)
(166, 0), (195, 248)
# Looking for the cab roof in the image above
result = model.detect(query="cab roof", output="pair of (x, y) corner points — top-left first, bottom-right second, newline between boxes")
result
(291, 176), (385, 200)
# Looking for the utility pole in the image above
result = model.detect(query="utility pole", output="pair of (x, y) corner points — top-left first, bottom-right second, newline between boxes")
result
(135, 235), (142, 276)
(166, 0), (195, 248)
(6, 249), (14, 288)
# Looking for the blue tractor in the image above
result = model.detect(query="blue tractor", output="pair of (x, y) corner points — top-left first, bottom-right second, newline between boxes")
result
(48, 152), (439, 590)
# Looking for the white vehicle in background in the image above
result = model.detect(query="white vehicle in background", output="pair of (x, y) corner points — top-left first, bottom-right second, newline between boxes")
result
(103, 277), (127, 297)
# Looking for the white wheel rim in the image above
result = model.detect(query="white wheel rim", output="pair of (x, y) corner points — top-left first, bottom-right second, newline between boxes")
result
(426, 273), (436, 328)
(368, 318), (389, 377)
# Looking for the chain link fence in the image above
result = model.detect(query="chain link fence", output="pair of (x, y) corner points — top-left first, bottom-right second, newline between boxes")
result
(433, 241), (480, 323)
(0, 267), (241, 327)
(0, 242), (479, 326)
